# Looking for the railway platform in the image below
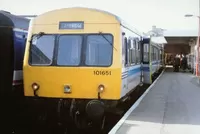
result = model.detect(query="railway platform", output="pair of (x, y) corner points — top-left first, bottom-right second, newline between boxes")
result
(109, 67), (200, 134)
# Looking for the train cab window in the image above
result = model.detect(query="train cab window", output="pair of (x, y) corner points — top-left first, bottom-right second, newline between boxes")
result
(85, 34), (113, 66)
(29, 35), (55, 65)
(143, 43), (149, 62)
(57, 35), (82, 66)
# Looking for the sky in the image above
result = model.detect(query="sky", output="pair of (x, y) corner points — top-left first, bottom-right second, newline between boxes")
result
(0, 0), (199, 32)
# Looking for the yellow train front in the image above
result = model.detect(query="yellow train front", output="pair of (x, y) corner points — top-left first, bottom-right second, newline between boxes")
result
(23, 7), (143, 127)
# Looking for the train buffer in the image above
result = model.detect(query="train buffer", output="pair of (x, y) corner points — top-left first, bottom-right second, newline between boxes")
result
(109, 67), (200, 134)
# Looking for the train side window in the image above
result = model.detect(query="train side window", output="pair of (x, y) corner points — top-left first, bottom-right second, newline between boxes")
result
(157, 48), (159, 61)
(136, 40), (140, 64)
(155, 48), (157, 61)
(128, 39), (132, 65)
(138, 41), (141, 63)
(124, 37), (128, 66)
(132, 39), (136, 64)
(134, 39), (137, 64)
(143, 43), (149, 62)
(154, 47), (157, 61)
(160, 50), (162, 61)
(154, 47), (156, 61)
(151, 46), (154, 61)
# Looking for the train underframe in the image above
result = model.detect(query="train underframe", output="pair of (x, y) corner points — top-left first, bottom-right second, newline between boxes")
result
(22, 68), (164, 131)
(151, 67), (164, 82)
(23, 70), (165, 130)
(25, 95), (130, 130)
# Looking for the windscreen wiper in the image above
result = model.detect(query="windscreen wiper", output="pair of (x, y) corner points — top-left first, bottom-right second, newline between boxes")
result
(30, 32), (45, 43)
(99, 32), (117, 51)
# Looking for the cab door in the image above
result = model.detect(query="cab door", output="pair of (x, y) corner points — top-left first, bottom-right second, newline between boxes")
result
(121, 36), (128, 97)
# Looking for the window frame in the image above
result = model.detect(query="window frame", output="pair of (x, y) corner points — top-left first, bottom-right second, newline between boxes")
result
(143, 43), (149, 64)
(28, 33), (114, 67)
(84, 34), (114, 67)
(56, 34), (83, 66)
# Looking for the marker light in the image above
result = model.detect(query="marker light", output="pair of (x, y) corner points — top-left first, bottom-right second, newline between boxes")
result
(32, 83), (39, 90)
(64, 85), (71, 93)
(98, 84), (105, 93)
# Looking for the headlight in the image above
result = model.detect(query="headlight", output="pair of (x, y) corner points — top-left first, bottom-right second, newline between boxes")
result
(32, 83), (40, 90)
(98, 84), (105, 93)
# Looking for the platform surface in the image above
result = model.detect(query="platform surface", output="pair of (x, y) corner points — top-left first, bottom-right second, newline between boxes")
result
(112, 69), (200, 134)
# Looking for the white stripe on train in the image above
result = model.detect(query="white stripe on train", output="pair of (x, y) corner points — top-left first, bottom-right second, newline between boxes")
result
(13, 70), (23, 85)
(13, 28), (28, 33)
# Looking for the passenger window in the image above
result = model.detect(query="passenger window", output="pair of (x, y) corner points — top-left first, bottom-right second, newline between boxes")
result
(137, 41), (141, 63)
(151, 46), (154, 61)
(157, 48), (159, 61)
(154, 47), (156, 61)
(131, 39), (135, 64)
(132, 39), (136, 64)
(160, 50), (162, 61)
(124, 37), (128, 66)
(128, 39), (132, 64)
(136, 40), (140, 64)
(143, 43), (149, 62)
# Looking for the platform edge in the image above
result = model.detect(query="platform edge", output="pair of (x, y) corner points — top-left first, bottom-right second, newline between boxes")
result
(108, 69), (165, 134)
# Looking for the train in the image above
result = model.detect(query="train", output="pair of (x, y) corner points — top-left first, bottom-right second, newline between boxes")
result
(0, 10), (29, 97)
(23, 7), (166, 128)
(142, 37), (165, 83)
(0, 10), (30, 132)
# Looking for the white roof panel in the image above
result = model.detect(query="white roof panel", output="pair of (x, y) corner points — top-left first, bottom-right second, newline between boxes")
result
(151, 36), (168, 44)
(164, 29), (198, 37)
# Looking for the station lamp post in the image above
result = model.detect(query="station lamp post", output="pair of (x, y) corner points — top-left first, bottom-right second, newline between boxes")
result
(184, 14), (200, 77)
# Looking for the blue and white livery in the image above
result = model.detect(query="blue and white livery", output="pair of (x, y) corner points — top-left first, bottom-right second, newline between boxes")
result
(120, 25), (143, 98)
(142, 37), (167, 84)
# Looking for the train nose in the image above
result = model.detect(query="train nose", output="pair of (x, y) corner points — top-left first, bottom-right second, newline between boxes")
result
(85, 100), (105, 120)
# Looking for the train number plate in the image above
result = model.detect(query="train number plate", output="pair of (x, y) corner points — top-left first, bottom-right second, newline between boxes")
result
(93, 70), (111, 76)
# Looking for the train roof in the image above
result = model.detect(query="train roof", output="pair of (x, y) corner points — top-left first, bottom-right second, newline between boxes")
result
(0, 10), (30, 30)
(82, 7), (143, 35)
(78, 7), (143, 36)
(35, 7), (143, 36)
